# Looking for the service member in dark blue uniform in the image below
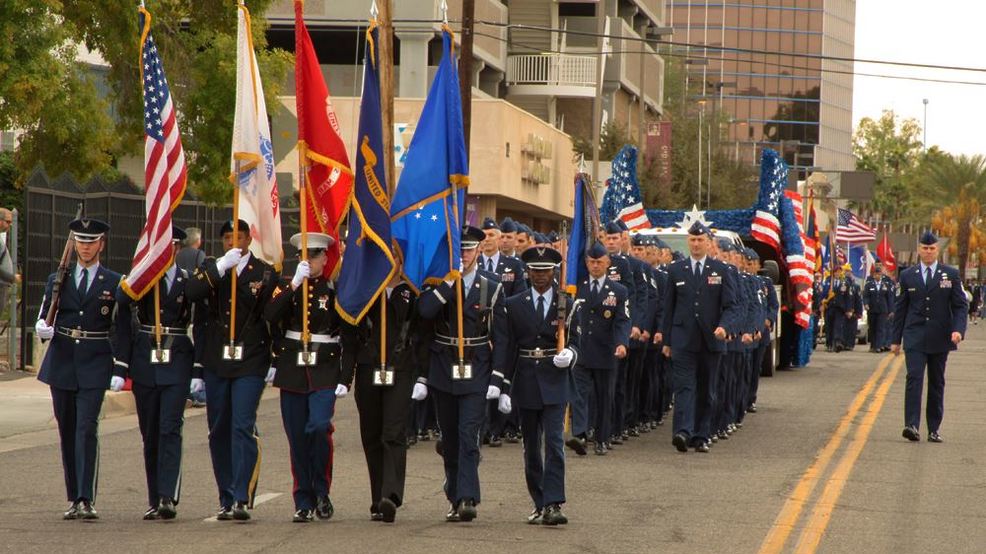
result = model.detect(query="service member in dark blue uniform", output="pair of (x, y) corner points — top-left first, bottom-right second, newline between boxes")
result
(601, 222), (641, 445)
(504, 246), (575, 525)
(477, 217), (527, 445)
(35, 218), (122, 520)
(415, 226), (510, 522)
(263, 232), (348, 523)
(746, 249), (778, 415)
(863, 263), (895, 352)
(625, 233), (659, 437)
(827, 264), (854, 352)
(661, 222), (740, 453)
(114, 226), (202, 520)
(568, 242), (631, 455)
(341, 275), (419, 523)
(892, 232), (968, 443)
(186, 219), (280, 521)
(842, 268), (863, 351)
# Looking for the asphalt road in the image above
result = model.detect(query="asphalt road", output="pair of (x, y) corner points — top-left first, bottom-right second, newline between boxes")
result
(2, 326), (985, 554)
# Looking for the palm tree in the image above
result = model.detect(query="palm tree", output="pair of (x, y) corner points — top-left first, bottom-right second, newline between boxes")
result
(922, 154), (986, 273)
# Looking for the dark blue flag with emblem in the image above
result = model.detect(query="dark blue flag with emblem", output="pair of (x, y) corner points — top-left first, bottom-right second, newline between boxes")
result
(565, 172), (600, 294)
(390, 26), (468, 291)
(336, 22), (397, 323)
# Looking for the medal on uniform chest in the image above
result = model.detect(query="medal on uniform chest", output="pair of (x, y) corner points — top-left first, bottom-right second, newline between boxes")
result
(318, 295), (329, 310)
(101, 306), (109, 315)
(249, 280), (263, 295)
(373, 363), (395, 386)
(603, 310), (612, 319)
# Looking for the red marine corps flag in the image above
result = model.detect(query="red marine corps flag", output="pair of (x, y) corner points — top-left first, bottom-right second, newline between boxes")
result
(295, 0), (353, 277)
(122, 6), (188, 300)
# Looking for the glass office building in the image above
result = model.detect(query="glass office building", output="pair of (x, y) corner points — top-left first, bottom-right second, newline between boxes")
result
(667, 0), (856, 173)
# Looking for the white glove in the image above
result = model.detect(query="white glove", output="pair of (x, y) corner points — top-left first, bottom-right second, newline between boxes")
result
(553, 348), (575, 368)
(35, 319), (54, 340)
(216, 248), (243, 274)
(264, 367), (276, 384)
(486, 385), (501, 400)
(109, 376), (125, 392)
(292, 261), (311, 289)
(498, 394), (512, 414)
(190, 378), (205, 395)
(411, 382), (428, 401)
(335, 384), (349, 398)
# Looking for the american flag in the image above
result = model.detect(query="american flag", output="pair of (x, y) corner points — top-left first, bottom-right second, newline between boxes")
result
(835, 208), (875, 244)
(750, 150), (786, 253)
(600, 145), (649, 230)
(122, 7), (187, 300)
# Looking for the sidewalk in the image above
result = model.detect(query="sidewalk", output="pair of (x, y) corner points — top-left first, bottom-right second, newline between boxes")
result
(0, 371), (137, 440)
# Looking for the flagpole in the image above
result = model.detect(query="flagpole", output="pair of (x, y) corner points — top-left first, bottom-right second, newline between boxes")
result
(154, 281), (163, 354)
(230, 160), (240, 353)
(298, 143), (311, 354)
(372, 1), (392, 381)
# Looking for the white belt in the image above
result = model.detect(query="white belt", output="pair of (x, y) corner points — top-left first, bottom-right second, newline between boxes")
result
(285, 330), (340, 344)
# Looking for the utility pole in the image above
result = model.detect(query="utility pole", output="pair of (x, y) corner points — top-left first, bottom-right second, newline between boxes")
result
(590, 0), (607, 189)
(378, 0), (396, 195)
(459, 0), (475, 163)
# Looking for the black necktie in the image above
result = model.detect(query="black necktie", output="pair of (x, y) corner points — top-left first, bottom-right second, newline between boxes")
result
(694, 261), (702, 278)
(79, 268), (89, 295)
(591, 280), (599, 300)
(925, 267), (932, 286)
(487, 258), (494, 272)
(536, 295), (545, 322)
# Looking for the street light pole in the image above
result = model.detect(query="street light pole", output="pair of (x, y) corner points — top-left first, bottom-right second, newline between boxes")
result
(922, 98), (929, 151)
(697, 102), (705, 208)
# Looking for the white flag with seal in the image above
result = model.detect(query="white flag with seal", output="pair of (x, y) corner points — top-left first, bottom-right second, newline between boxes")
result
(230, 2), (282, 268)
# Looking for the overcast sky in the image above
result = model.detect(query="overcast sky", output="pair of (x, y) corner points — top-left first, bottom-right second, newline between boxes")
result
(852, 1), (986, 157)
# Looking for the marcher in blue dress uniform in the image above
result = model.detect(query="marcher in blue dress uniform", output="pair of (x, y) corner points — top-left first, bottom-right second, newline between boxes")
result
(114, 226), (204, 520)
(35, 218), (122, 520)
(892, 231), (968, 443)
(415, 226), (510, 523)
(863, 263), (895, 352)
(568, 242), (631, 456)
(264, 232), (349, 523)
(503, 246), (576, 526)
(185, 219), (280, 521)
(660, 222), (741, 453)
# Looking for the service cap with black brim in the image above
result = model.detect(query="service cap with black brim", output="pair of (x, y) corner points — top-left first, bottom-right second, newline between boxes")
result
(521, 246), (563, 270)
(290, 232), (334, 253)
(461, 226), (485, 249)
(219, 218), (250, 236)
(69, 218), (109, 243)
(171, 225), (187, 243)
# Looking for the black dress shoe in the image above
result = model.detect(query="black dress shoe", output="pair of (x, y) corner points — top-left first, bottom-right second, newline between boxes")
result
(672, 433), (688, 453)
(143, 507), (160, 521)
(902, 426), (920, 442)
(232, 501), (250, 521)
(316, 496), (334, 520)
(610, 436), (624, 445)
(79, 500), (99, 520)
(445, 503), (460, 522)
(216, 506), (233, 521)
(435, 439), (444, 457)
(157, 498), (176, 520)
(370, 511), (384, 521)
(695, 442), (711, 453)
(527, 507), (543, 524)
(407, 435), (418, 446)
(565, 437), (587, 456)
(748, 404), (757, 413)
(378, 497), (397, 523)
(542, 504), (568, 526)
(505, 433), (521, 444)
(292, 508), (314, 523)
(458, 499), (477, 522)
(489, 435), (503, 447)
(594, 443), (607, 456)
(928, 431), (944, 443)
(628, 427), (640, 437)
(64, 501), (81, 520)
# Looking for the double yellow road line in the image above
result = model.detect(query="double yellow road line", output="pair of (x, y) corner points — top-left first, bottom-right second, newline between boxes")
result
(758, 352), (906, 554)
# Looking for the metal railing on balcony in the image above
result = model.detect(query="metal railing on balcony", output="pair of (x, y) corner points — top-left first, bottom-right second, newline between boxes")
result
(505, 54), (597, 97)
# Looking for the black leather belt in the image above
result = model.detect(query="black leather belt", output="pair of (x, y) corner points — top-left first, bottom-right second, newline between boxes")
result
(139, 324), (188, 336)
(56, 327), (110, 340)
(519, 347), (557, 359)
(434, 334), (489, 347)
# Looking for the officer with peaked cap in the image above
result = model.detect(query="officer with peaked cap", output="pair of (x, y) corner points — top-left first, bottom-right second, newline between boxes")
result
(263, 232), (347, 522)
(186, 219), (280, 521)
(567, 242), (631, 456)
(35, 218), (122, 520)
(504, 245), (575, 525)
(892, 231), (968, 443)
(661, 222), (740, 453)
(114, 225), (204, 520)
(416, 225), (510, 522)
(864, 262), (895, 352)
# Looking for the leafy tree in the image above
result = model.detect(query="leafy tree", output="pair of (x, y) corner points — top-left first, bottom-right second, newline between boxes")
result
(924, 155), (986, 273)
(852, 110), (924, 222)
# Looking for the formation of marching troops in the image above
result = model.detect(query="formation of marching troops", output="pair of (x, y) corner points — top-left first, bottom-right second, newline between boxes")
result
(36, 214), (791, 525)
